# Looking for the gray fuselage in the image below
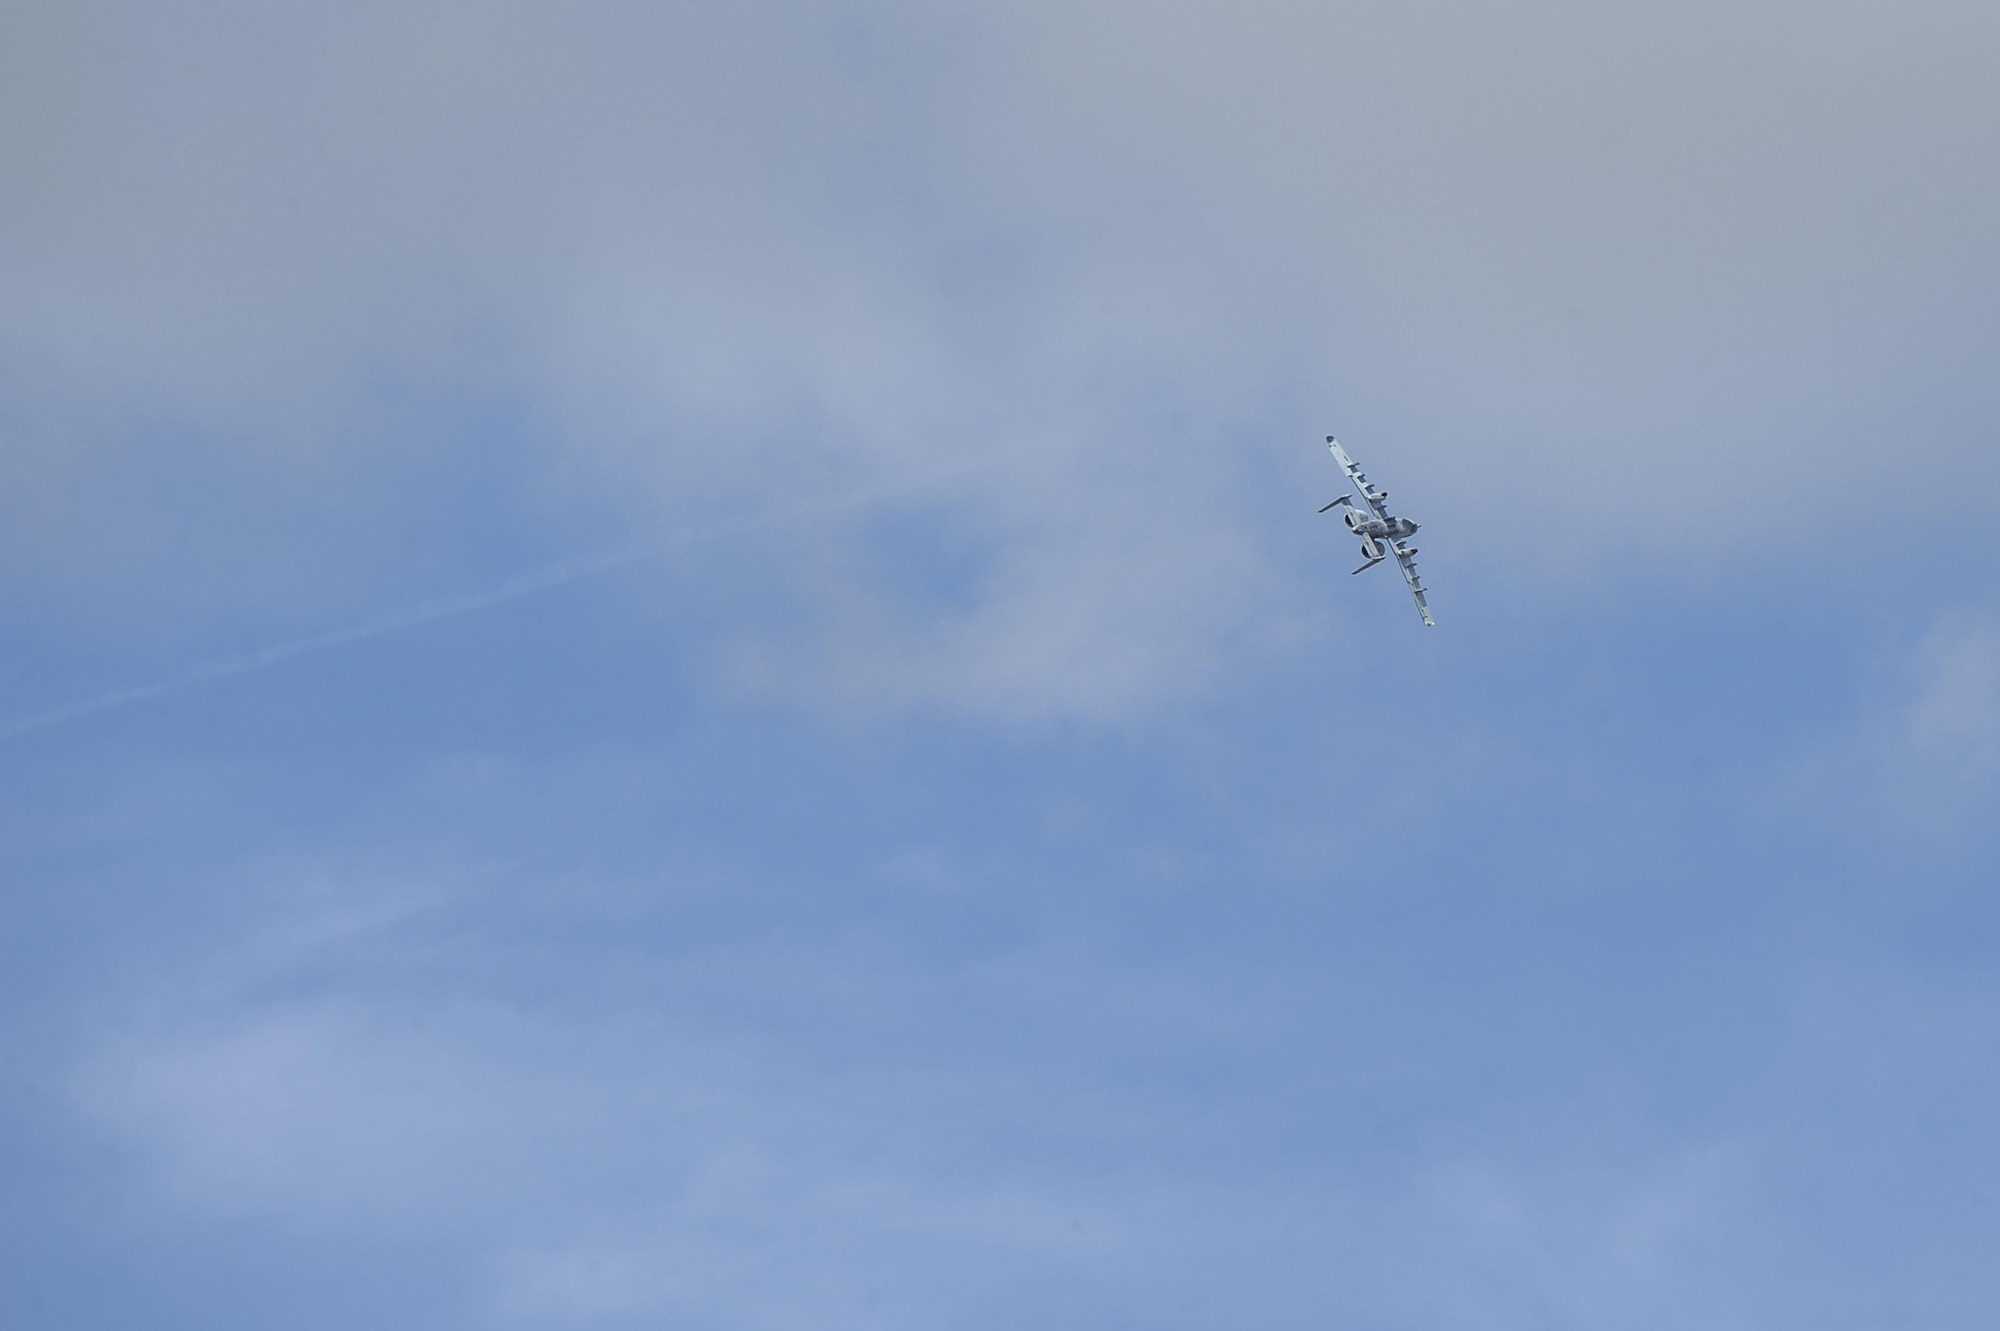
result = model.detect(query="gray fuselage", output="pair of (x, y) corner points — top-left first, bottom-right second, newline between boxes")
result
(1343, 508), (1418, 541)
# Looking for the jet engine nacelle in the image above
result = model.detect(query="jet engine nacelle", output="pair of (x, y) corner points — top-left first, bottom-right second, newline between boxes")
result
(1358, 536), (1384, 561)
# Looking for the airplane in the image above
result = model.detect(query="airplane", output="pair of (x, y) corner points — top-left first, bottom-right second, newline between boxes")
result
(1320, 436), (1433, 626)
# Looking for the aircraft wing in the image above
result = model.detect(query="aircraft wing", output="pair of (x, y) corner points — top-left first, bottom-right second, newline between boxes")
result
(1327, 437), (1392, 521)
(1392, 543), (1434, 626)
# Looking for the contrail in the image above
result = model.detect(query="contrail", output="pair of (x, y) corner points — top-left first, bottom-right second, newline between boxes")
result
(0, 478), (947, 742)
(0, 546), (649, 740)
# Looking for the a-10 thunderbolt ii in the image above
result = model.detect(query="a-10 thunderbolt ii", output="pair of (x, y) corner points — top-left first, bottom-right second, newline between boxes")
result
(1320, 436), (1433, 625)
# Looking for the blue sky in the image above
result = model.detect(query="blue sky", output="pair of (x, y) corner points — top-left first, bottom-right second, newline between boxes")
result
(4, 3), (1999, 1327)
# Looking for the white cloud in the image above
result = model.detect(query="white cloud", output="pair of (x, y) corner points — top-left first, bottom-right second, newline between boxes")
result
(5, 1), (1998, 718)
(1775, 611), (2000, 851)
(61, 889), (1310, 1328)
(1907, 618), (2000, 769)
(1405, 1151), (1755, 1331)
(72, 973), (1778, 1329)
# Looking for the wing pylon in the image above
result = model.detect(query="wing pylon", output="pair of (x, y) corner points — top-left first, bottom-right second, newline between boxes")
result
(1392, 543), (1434, 626)
(1327, 438), (1391, 522)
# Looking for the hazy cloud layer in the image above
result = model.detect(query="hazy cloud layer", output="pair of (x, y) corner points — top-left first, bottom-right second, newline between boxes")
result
(7, 0), (1998, 717)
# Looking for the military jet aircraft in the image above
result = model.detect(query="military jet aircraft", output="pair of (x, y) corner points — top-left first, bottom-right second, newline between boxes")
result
(1321, 436), (1433, 626)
